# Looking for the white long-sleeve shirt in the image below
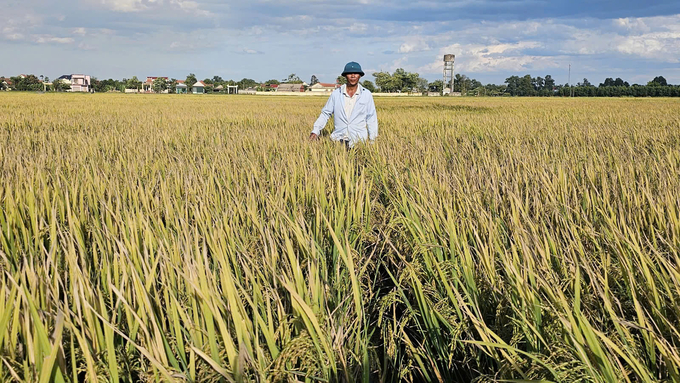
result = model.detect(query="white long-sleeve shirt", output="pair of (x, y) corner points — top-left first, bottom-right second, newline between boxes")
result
(312, 84), (378, 147)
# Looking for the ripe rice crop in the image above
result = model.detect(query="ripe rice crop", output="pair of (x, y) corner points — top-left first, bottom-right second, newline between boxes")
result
(0, 92), (679, 382)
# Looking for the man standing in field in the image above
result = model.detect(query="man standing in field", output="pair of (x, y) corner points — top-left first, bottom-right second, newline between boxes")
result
(309, 62), (378, 148)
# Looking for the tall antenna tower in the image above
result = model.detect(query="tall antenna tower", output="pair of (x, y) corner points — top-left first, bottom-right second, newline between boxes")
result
(443, 54), (455, 95)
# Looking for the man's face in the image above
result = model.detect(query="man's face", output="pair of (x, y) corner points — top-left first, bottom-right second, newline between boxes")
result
(345, 73), (361, 86)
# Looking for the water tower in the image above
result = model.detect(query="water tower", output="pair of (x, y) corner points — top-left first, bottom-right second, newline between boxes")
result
(443, 54), (455, 94)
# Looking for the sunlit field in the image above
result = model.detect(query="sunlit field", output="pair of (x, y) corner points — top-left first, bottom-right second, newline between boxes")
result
(1, 93), (679, 382)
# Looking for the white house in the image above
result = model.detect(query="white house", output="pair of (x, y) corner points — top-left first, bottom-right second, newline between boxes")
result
(142, 77), (169, 93)
(277, 83), (304, 92)
(57, 74), (92, 92)
(192, 81), (205, 94)
(309, 82), (339, 92)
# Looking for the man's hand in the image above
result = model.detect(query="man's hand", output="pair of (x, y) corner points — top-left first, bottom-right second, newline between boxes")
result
(309, 133), (319, 141)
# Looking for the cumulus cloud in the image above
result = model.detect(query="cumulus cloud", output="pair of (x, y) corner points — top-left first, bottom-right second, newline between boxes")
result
(238, 48), (263, 54)
(616, 32), (680, 62)
(97, 0), (212, 16)
(398, 38), (431, 53)
(418, 41), (561, 74)
(614, 17), (651, 33)
(34, 35), (75, 44)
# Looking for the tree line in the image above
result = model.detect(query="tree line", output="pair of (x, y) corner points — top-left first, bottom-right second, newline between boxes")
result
(2, 71), (678, 97)
(499, 75), (679, 97)
(0, 75), (72, 92)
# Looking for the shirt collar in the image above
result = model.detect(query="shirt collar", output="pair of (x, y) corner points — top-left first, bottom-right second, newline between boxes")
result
(341, 84), (361, 97)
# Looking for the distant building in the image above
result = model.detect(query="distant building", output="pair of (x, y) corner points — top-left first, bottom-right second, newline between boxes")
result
(175, 80), (187, 94)
(0, 77), (12, 89)
(309, 82), (339, 92)
(142, 77), (169, 93)
(57, 74), (92, 92)
(260, 83), (278, 92)
(277, 83), (304, 92)
(192, 81), (205, 94)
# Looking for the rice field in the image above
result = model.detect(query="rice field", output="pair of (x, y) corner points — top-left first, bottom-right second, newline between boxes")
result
(1, 92), (679, 382)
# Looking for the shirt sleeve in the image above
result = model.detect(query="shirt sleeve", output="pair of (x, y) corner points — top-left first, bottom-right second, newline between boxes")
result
(312, 92), (335, 135)
(366, 94), (378, 141)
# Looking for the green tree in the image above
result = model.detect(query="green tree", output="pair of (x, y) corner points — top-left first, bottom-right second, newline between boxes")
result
(519, 75), (534, 96)
(286, 73), (302, 84)
(404, 70), (422, 92)
(544, 75), (555, 91)
(126, 76), (142, 90)
(416, 77), (429, 92)
(392, 68), (407, 91)
(185, 73), (197, 89)
(648, 76), (668, 86)
(310, 75), (319, 85)
(504, 76), (520, 96)
(52, 79), (71, 92)
(361, 80), (375, 92)
(336, 75), (348, 85)
(168, 79), (178, 93)
(212, 75), (224, 84)
(532, 76), (544, 91)
(91, 77), (106, 93)
(237, 78), (258, 89)
(428, 80), (444, 93)
(600, 78), (614, 87)
(152, 77), (168, 93)
(614, 77), (629, 87)
(372, 71), (393, 92)
(11, 75), (42, 91)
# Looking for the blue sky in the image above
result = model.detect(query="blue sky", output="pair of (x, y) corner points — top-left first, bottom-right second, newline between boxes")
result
(2, 0), (679, 85)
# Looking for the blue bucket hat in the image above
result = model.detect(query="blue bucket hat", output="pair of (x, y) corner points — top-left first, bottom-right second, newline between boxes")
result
(341, 61), (365, 77)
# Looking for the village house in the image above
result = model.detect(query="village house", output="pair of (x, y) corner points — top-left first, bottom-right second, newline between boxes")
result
(175, 80), (187, 94)
(192, 81), (205, 94)
(57, 74), (92, 92)
(309, 82), (339, 92)
(142, 77), (169, 93)
(0, 77), (12, 90)
(276, 83), (304, 93)
(174, 80), (206, 94)
(260, 83), (278, 92)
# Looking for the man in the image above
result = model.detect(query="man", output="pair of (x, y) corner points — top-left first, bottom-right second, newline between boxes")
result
(309, 61), (378, 148)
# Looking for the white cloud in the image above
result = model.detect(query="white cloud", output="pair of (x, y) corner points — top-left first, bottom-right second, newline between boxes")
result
(238, 48), (263, 54)
(99, 0), (147, 12)
(614, 17), (651, 33)
(97, 0), (212, 16)
(4, 33), (25, 41)
(616, 32), (680, 62)
(398, 38), (431, 53)
(34, 36), (75, 44)
(418, 41), (558, 74)
(78, 42), (96, 50)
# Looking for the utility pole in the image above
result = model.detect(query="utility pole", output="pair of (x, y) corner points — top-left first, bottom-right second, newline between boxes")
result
(568, 64), (572, 97)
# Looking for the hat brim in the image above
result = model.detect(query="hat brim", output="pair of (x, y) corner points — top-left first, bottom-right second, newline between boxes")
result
(342, 71), (365, 77)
